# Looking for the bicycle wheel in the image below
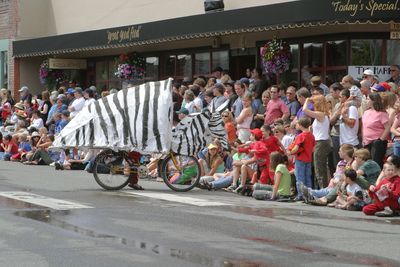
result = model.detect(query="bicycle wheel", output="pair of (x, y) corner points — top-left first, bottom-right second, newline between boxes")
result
(161, 154), (201, 192)
(93, 149), (130, 190)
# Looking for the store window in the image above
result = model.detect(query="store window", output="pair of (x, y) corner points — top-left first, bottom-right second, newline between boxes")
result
(145, 57), (159, 81)
(108, 60), (120, 89)
(303, 42), (323, 69)
(160, 49), (229, 80)
(195, 52), (210, 75)
(326, 40), (347, 66)
(164, 55), (176, 78)
(351, 40), (382, 65)
(387, 40), (400, 65)
(280, 44), (299, 86)
(212, 51), (229, 71)
(1, 51), (7, 88)
(95, 61), (108, 91)
(176, 54), (192, 78)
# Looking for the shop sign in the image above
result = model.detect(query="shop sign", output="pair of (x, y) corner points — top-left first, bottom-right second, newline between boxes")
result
(390, 22), (400, 31)
(107, 25), (142, 45)
(390, 31), (400, 39)
(348, 65), (391, 81)
(331, 0), (400, 17)
(49, 58), (87, 69)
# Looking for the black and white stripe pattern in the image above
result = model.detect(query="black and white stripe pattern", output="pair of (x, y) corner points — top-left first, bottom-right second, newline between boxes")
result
(52, 79), (174, 154)
(171, 110), (229, 156)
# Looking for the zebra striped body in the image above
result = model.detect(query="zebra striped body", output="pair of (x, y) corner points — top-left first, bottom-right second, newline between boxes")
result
(171, 110), (229, 156)
(52, 79), (174, 154)
(52, 78), (229, 156)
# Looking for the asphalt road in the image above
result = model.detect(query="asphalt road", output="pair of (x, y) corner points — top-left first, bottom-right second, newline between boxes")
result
(1, 161), (400, 267)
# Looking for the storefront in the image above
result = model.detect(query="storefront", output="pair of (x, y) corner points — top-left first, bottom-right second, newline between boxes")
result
(12, 0), (400, 94)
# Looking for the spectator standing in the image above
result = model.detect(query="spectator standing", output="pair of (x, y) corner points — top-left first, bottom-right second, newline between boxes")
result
(231, 81), (246, 118)
(338, 89), (359, 147)
(289, 117), (315, 200)
(362, 92), (390, 168)
(264, 85), (289, 126)
(310, 76), (329, 95)
(18, 86), (32, 104)
(221, 110), (236, 145)
(303, 95), (332, 189)
(387, 64), (400, 86)
(68, 88), (85, 118)
(83, 88), (96, 107)
(38, 90), (51, 123)
(252, 90), (270, 129)
(235, 94), (253, 143)
(284, 86), (300, 120)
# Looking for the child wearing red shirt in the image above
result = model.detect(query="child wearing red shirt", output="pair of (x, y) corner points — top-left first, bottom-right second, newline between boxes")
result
(260, 125), (286, 184)
(228, 128), (268, 192)
(289, 117), (315, 200)
(1, 134), (19, 161)
(363, 162), (400, 217)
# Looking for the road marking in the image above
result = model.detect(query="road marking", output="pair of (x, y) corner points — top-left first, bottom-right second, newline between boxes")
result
(0, 191), (93, 210)
(124, 192), (232, 206)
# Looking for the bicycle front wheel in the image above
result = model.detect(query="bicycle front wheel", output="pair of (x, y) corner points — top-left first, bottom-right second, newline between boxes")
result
(93, 149), (130, 190)
(161, 154), (201, 192)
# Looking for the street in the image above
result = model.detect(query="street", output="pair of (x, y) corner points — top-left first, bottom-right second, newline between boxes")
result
(1, 161), (400, 267)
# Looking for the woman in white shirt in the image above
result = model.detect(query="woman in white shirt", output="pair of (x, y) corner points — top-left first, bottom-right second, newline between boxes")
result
(303, 95), (332, 189)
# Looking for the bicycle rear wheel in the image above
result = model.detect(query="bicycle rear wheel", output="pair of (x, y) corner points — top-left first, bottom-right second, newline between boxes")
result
(93, 149), (130, 190)
(161, 154), (201, 192)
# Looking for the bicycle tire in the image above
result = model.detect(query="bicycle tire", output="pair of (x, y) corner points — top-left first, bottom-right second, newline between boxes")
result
(161, 154), (201, 192)
(93, 149), (130, 190)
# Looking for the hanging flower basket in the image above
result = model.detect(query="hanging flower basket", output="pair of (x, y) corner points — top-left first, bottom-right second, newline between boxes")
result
(261, 38), (292, 74)
(39, 60), (66, 90)
(114, 52), (145, 80)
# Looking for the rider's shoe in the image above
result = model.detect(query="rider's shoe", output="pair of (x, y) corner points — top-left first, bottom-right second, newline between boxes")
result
(128, 184), (144, 190)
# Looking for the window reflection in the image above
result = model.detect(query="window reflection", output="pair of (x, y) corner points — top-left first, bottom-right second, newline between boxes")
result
(195, 52), (210, 74)
(303, 43), (323, 68)
(212, 51), (229, 71)
(387, 40), (400, 65)
(176, 54), (192, 78)
(326, 41), (347, 66)
(351, 40), (382, 65)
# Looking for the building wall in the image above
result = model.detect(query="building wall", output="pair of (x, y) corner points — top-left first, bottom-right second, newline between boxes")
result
(17, 0), (296, 37)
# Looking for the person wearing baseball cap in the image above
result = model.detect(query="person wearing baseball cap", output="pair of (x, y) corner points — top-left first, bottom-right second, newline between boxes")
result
(250, 128), (263, 140)
(370, 84), (385, 92)
(176, 107), (189, 122)
(18, 86), (32, 104)
(68, 87), (85, 118)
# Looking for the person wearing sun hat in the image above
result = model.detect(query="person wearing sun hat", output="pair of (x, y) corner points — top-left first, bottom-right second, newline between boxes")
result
(198, 142), (225, 177)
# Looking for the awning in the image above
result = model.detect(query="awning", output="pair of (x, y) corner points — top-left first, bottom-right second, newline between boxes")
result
(13, 0), (399, 58)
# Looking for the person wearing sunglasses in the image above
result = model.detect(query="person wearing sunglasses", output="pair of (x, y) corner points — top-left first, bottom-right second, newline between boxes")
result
(386, 64), (400, 86)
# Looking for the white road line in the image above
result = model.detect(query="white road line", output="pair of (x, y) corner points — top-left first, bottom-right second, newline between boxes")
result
(124, 192), (232, 206)
(0, 191), (93, 210)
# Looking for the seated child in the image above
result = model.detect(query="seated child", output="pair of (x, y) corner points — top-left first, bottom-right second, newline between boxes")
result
(363, 162), (400, 217)
(334, 169), (366, 211)
(252, 152), (291, 201)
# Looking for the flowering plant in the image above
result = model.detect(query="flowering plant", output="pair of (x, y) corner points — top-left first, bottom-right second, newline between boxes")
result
(114, 52), (145, 80)
(39, 60), (66, 90)
(261, 38), (292, 74)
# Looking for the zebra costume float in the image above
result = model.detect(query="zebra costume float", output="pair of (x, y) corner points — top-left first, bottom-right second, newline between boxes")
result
(52, 78), (229, 155)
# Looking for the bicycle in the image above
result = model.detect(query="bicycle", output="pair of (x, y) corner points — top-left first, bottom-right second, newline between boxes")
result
(92, 149), (201, 192)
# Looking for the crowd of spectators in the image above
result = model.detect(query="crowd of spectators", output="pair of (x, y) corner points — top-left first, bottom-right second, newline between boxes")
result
(1, 64), (400, 217)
